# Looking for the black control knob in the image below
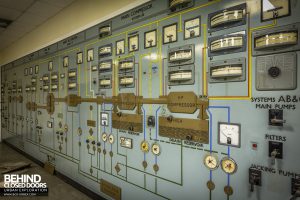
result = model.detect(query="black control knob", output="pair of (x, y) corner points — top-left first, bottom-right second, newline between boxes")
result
(91, 141), (96, 145)
(117, 112), (122, 117)
(186, 135), (192, 141)
(97, 142), (101, 146)
(86, 139), (89, 143)
(268, 66), (281, 78)
(167, 115), (173, 122)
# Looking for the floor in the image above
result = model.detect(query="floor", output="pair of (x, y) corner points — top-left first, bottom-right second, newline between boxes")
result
(0, 142), (92, 200)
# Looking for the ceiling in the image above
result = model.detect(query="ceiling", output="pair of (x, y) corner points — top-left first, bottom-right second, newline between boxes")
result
(0, 0), (75, 50)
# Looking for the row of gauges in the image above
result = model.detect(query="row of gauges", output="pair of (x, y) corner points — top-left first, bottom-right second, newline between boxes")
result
(96, 17), (201, 60)
(204, 154), (237, 175)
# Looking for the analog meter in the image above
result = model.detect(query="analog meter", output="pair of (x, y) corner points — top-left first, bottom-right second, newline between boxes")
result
(218, 122), (241, 147)
(184, 17), (200, 39)
(261, 0), (290, 21)
(151, 143), (161, 155)
(221, 157), (237, 174)
(203, 154), (219, 170)
(128, 35), (139, 52)
(141, 140), (149, 153)
(144, 29), (157, 48)
(102, 132), (108, 142)
(163, 23), (177, 44)
(116, 39), (125, 55)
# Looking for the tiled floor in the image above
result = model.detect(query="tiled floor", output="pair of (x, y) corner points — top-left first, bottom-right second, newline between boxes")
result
(0, 142), (92, 200)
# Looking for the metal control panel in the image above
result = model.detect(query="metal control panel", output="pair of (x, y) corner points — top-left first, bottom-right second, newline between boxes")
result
(1, 0), (300, 200)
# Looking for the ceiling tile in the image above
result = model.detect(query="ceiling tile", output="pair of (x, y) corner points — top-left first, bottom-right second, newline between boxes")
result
(27, 1), (62, 18)
(39, 0), (74, 8)
(0, 0), (34, 11)
(14, 12), (47, 27)
(0, 7), (22, 21)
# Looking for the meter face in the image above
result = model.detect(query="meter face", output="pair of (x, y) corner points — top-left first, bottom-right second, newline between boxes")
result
(261, 0), (290, 21)
(116, 40), (125, 55)
(128, 35), (139, 52)
(145, 30), (157, 48)
(163, 23), (177, 44)
(218, 122), (241, 147)
(184, 17), (200, 39)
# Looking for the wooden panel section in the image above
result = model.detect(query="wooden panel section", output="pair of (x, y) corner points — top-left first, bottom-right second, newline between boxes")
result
(159, 116), (209, 144)
(112, 113), (142, 133)
(100, 179), (121, 200)
(167, 92), (198, 114)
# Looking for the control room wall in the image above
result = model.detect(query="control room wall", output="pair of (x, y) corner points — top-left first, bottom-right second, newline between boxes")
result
(0, 0), (149, 66)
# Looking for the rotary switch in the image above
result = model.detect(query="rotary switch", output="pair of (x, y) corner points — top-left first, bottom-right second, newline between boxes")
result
(268, 66), (281, 78)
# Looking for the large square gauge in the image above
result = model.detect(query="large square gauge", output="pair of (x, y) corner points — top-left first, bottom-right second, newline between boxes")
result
(184, 17), (200, 39)
(218, 122), (241, 148)
(163, 23), (177, 44)
(261, 0), (290, 21)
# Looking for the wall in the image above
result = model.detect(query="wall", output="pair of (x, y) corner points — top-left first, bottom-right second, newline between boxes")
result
(0, 0), (149, 65)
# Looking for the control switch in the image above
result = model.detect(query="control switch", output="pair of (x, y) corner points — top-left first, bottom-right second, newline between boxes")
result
(249, 168), (261, 192)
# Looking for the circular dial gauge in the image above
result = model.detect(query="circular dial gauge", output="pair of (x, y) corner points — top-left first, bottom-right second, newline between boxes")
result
(221, 157), (237, 174)
(203, 154), (219, 170)
(102, 133), (107, 142)
(140, 140), (149, 153)
(151, 143), (161, 155)
(108, 134), (114, 144)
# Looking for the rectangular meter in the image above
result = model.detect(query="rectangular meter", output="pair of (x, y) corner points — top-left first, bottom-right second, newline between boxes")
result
(119, 74), (134, 88)
(120, 137), (133, 149)
(261, 0), (290, 21)
(68, 70), (77, 78)
(42, 75), (49, 81)
(208, 31), (246, 57)
(51, 74), (58, 80)
(87, 48), (94, 62)
(252, 23), (300, 56)
(99, 60), (112, 72)
(209, 58), (246, 83)
(99, 44), (112, 57)
(168, 44), (194, 66)
(119, 57), (135, 71)
(168, 65), (194, 86)
(68, 82), (77, 90)
(99, 24), (111, 38)
(99, 75), (112, 89)
(208, 3), (246, 32)
(51, 84), (58, 91)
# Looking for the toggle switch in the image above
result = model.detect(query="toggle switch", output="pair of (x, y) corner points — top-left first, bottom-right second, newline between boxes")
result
(249, 168), (261, 192)
(291, 178), (300, 200)
(269, 109), (286, 126)
(269, 141), (283, 165)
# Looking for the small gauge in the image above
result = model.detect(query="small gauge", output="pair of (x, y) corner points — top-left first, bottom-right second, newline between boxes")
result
(218, 122), (241, 148)
(140, 140), (149, 153)
(184, 17), (200, 39)
(35, 65), (39, 74)
(151, 143), (161, 155)
(221, 157), (237, 174)
(144, 29), (157, 48)
(108, 134), (114, 144)
(128, 35), (139, 52)
(102, 133), (107, 142)
(116, 39), (125, 55)
(87, 48), (94, 62)
(77, 52), (83, 64)
(203, 154), (219, 170)
(261, 0), (290, 21)
(63, 56), (69, 67)
(163, 23), (177, 44)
